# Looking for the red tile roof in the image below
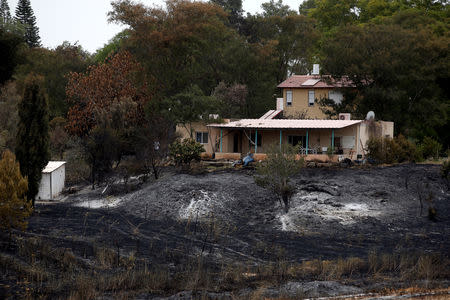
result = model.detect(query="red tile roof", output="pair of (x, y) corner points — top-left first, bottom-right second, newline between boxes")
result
(277, 75), (354, 89)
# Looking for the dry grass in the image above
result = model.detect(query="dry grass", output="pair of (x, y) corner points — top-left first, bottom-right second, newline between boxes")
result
(1, 232), (449, 299)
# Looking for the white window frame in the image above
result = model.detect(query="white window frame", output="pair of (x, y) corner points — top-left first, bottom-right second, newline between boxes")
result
(308, 90), (315, 106)
(196, 132), (208, 144)
(286, 90), (292, 106)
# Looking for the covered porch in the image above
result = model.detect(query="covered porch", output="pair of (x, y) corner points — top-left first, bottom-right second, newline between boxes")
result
(208, 119), (363, 161)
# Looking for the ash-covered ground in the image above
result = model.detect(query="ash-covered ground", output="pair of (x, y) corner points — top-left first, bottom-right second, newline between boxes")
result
(67, 163), (449, 261)
(4, 164), (449, 299)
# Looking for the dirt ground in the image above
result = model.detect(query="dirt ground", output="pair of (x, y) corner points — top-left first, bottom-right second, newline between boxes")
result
(1, 163), (449, 299)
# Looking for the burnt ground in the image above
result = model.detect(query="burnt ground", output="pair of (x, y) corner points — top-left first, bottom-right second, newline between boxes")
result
(1, 163), (450, 299)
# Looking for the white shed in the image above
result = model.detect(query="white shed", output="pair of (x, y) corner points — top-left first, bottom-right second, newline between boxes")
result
(37, 161), (66, 200)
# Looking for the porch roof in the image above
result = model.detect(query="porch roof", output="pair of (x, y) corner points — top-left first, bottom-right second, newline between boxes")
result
(208, 119), (362, 130)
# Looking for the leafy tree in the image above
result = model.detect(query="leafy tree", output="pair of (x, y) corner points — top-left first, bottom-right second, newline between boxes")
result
(212, 81), (247, 118)
(321, 23), (449, 146)
(93, 30), (129, 63)
(109, 0), (238, 99)
(14, 42), (92, 118)
(15, 74), (50, 206)
(306, 0), (359, 31)
(160, 85), (219, 137)
(0, 150), (31, 232)
(210, 0), (244, 31)
(15, 0), (40, 47)
(0, 26), (25, 85)
(49, 117), (69, 159)
(66, 51), (148, 137)
(261, 0), (296, 17)
(255, 143), (303, 212)
(0, 82), (20, 151)
(244, 12), (319, 83)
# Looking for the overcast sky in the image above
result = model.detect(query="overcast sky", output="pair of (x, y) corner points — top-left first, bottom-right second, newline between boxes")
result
(7, 0), (304, 53)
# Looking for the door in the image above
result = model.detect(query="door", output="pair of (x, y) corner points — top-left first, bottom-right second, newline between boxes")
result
(233, 133), (239, 153)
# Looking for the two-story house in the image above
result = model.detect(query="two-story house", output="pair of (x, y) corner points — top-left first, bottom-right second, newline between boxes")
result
(277, 65), (351, 119)
(176, 66), (393, 162)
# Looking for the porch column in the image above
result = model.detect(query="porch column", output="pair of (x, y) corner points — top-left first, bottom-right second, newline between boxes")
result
(279, 130), (282, 150)
(220, 129), (223, 152)
(331, 129), (335, 151)
(255, 129), (258, 153)
(306, 130), (309, 154)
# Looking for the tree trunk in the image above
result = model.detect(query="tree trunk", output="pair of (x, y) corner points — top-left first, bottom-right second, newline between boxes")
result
(282, 193), (289, 213)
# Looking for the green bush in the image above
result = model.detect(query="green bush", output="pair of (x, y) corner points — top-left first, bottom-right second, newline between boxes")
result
(441, 160), (450, 180)
(420, 136), (442, 160)
(366, 135), (422, 164)
(169, 138), (205, 166)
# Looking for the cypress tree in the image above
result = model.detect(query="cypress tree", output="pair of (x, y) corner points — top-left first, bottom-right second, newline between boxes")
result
(14, 0), (40, 47)
(0, 0), (12, 26)
(16, 74), (50, 206)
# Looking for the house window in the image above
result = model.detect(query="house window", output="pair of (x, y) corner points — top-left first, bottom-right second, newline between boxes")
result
(196, 132), (208, 144)
(286, 90), (292, 106)
(328, 90), (343, 104)
(288, 135), (306, 147)
(249, 132), (262, 147)
(308, 90), (315, 106)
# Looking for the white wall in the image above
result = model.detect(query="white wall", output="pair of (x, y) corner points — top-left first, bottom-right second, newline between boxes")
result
(51, 165), (65, 199)
(36, 165), (66, 200)
(37, 173), (51, 200)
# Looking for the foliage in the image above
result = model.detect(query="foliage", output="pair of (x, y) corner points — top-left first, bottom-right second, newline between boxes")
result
(420, 136), (442, 160)
(134, 115), (175, 180)
(49, 117), (69, 159)
(83, 97), (140, 187)
(14, 42), (92, 118)
(93, 30), (129, 63)
(66, 51), (149, 137)
(109, 0), (234, 98)
(255, 143), (303, 212)
(0, 82), (20, 151)
(14, 0), (40, 47)
(84, 124), (120, 188)
(169, 138), (205, 167)
(0, 150), (31, 232)
(0, 0), (12, 25)
(441, 160), (450, 181)
(0, 26), (25, 85)
(245, 12), (319, 83)
(366, 135), (422, 164)
(210, 0), (244, 31)
(212, 81), (247, 118)
(321, 23), (449, 146)
(261, 0), (296, 17)
(15, 74), (50, 205)
(159, 85), (219, 135)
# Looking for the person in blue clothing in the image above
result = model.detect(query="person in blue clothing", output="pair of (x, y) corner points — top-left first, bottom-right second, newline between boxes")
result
(243, 152), (254, 166)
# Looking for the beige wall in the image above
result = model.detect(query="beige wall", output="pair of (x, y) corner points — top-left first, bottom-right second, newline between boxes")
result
(283, 88), (333, 119)
(359, 121), (394, 156)
(178, 120), (394, 159)
(176, 123), (226, 154)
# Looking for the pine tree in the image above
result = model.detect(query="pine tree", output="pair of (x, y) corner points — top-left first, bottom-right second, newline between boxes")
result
(15, 0), (40, 47)
(0, 0), (12, 25)
(16, 74), (50, 206)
